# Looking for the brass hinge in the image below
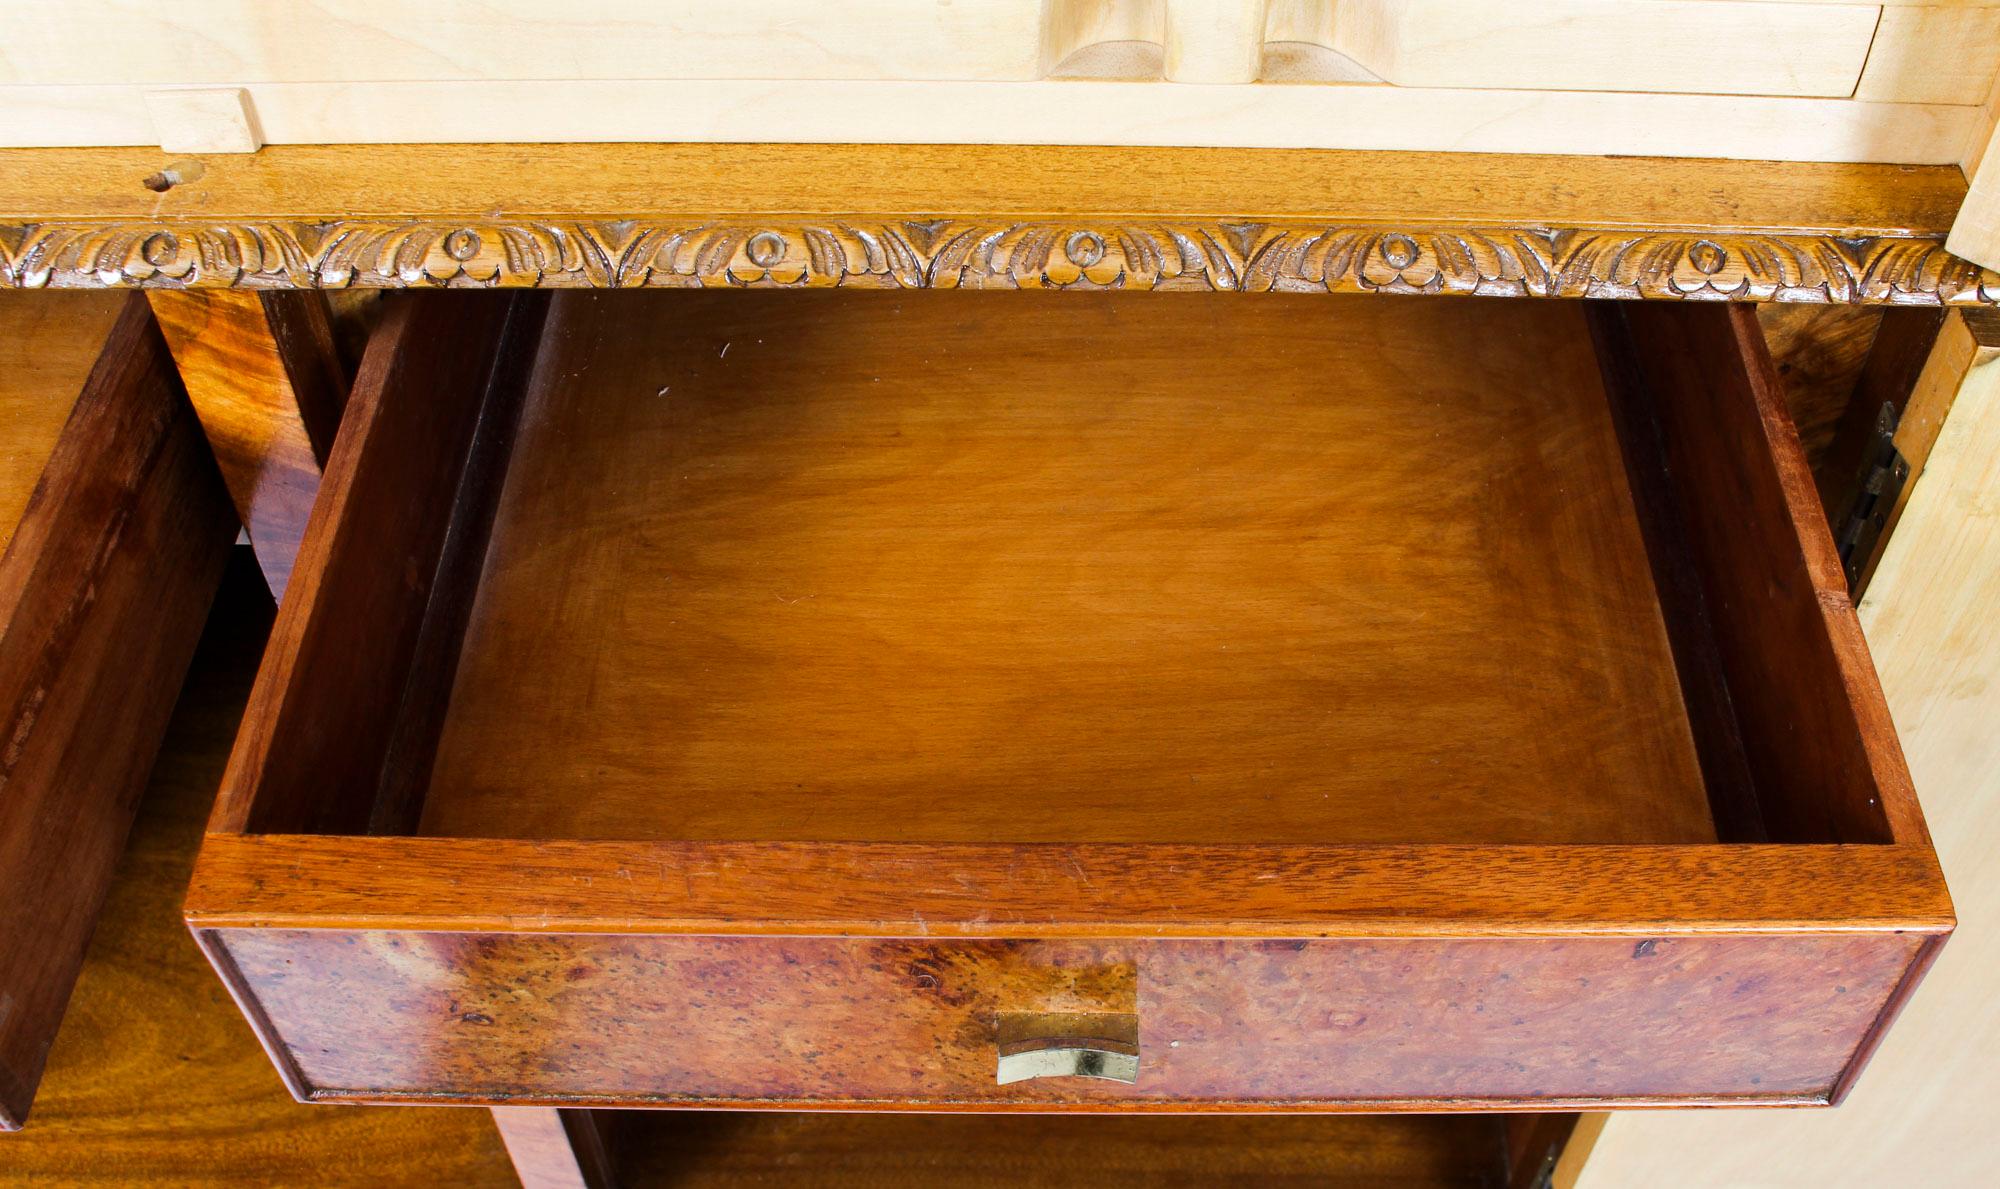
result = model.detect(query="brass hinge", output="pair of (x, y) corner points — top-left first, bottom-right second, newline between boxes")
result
(1835, 401), (1911, 594)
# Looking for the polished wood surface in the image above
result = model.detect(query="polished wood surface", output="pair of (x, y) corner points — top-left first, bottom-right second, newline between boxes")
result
(422, 290), (1705, 846)
(1757, 302), (1886, 472)
(612, 1112), (1516, 1187)
(0, 146), (1966, 231)
(208, 290), (544, 837)
(0, 296), (235, 1129)
(0, 557), (518, 1183)
(0, 146), (1990, 305)
(1598, 303), (1923, 851)
(0, 292), (124, 553)
(1580, 266), (2000, 1189)
(206, 924), (1922, 1109)
(493, 1107), (617, 1189)
(148, 290), (349, 598)
(188, 291), (1947, 1111)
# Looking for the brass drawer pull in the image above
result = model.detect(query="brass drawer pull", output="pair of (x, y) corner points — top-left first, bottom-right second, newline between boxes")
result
(995, 1012), (1140, 1085)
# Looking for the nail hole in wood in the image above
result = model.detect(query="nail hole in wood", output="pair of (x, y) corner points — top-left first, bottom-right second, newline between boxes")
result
(142, 159), (207, 193)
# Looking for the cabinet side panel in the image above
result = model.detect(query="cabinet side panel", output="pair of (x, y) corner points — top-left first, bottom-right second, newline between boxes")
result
(0, 298), (235, 1128)
(205, 929), (1922, 1110)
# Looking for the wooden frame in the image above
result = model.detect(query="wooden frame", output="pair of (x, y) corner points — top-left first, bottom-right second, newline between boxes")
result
(0, 145), (1996, 304)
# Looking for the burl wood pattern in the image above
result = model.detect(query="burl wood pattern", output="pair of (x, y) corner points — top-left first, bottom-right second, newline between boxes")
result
(147, 290), (349, 599)
(8, 218), (1999, 305)
(422, 291), (1710, 848)
(204, 928), (1921, 1109)
(0, 296), (235, 1129)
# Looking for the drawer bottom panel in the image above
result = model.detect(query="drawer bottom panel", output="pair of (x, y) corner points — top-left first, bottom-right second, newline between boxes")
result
(204, 929), (1924, 1109)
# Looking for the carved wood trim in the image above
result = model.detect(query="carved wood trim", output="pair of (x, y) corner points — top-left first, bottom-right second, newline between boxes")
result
(4, 219), (1996, 304)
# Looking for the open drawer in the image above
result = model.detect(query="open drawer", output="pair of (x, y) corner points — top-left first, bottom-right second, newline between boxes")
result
(1, 293), (235, 1128)
(187, 289), (1951, 1112)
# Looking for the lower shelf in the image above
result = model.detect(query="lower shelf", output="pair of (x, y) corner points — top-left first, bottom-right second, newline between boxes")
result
(593, 1110), (1572, 1188)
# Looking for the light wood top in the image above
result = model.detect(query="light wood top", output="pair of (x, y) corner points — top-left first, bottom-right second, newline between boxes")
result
(0, 144), (1967, 234)
(419, 290), (1712, 847)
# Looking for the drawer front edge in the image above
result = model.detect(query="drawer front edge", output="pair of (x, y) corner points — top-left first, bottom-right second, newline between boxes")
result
(198, 928), (1928, 1110)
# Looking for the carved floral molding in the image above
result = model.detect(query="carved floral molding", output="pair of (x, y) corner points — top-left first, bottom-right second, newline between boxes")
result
(2, 218), (1995, 303)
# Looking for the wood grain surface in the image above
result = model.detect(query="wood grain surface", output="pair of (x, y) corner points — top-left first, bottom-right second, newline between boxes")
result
(492, 1107), (617, 1189)
(186, 290), (1951, 1114)
(0, 556), (516, 1183)
(203, 926), (1922, 1109)
(1579, 238), (2000, 1189)
(0, 147), (1993, 305)
(421, 290), (1709, 847)
(0, 296), (235, 1128)
(207, 291), (542, 836)
(0, 146), (1965, 232)
(1599, 303), (1924, 849)
(1810, 307), (1947, 542)
(1757, 302), (1885, 472)
(0, 292), (124, 554)
(148, 290), (349, 599)
(612, 1111), (1515, 1187)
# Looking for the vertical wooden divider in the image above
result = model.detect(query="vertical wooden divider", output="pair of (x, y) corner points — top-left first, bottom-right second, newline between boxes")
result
(492, 1107), (618, 1189)
(0, 296), (236, 1128)
(148, 290), (349, 601)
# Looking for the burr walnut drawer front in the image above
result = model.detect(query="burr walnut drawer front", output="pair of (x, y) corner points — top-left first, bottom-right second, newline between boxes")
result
(187, 289), (1950, 1112)
(0, 292), (235, 1128)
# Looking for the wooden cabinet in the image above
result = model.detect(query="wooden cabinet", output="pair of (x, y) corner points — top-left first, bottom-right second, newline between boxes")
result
(0, 293), (236, 1128)
(181, 287), (1949, 1113)
(0, 141), (1973, 1183)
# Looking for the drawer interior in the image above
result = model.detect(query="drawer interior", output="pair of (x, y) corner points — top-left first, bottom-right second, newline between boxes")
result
(427, 291), (1706, 846)
(225, 288), (1898, 851)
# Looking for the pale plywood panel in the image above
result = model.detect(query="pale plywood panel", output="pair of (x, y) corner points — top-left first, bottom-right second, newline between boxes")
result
(0, 0), (1983, 100)
(0, 80), (1973, 164)
(1946, 28), (2000, 271)
(0, 0), (1051, 86)
(1947, 115), (2000, 266)
(1856, 4), (2000, 104)
(145, 87), (262, 154)
(1327, 0), (1878, 97)
(1579, 312), (2000, 1188)
(1045, 0), (1161, 75)
(1165, 0), (1268, 82)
